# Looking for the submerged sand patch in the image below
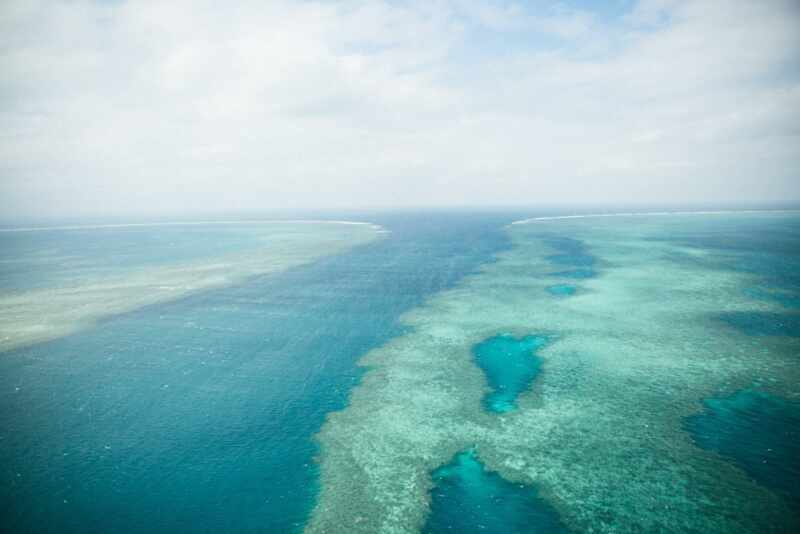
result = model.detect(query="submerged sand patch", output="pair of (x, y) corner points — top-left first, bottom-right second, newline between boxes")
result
(0, 221), (381, 352)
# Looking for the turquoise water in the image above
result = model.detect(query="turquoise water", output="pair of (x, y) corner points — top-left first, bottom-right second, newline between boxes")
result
(473, 334), (548, 413)
(0, 212), (520, 533)
(546, 284), (576, 297)
(424, 450), (565, 534)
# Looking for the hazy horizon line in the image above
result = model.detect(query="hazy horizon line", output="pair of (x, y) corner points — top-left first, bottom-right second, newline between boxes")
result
(3, 203), (799, 230)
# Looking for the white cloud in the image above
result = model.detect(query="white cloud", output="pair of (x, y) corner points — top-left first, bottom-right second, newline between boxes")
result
(0, 0), (798, 217)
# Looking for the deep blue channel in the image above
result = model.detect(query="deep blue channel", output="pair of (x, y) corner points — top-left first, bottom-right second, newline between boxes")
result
(0, 211), (523, 533)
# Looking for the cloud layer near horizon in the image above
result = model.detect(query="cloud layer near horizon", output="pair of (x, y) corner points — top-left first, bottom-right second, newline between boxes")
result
(1, 0), (799, 217)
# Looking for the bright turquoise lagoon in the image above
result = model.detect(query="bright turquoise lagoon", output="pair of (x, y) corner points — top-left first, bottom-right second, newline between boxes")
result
(424, 450), (565, 534)
(474, 334), (548, 413)
(546, 284), (576, 297)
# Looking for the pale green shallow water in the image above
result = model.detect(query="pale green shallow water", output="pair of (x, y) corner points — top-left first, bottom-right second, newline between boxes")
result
(308, 212), (800, 533)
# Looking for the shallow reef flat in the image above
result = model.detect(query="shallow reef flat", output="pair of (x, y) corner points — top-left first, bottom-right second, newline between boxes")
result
(308, 212), (800, 533)
(0, 221), (380, 352)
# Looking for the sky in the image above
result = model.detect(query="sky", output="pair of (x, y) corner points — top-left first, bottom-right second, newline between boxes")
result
(1, 0), (799, 218)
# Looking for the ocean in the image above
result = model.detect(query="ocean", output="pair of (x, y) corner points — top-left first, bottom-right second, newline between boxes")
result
(1, 210), (798, 533)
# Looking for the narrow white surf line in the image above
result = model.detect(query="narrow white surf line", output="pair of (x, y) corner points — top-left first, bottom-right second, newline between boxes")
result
(509, 208), (800, 226)
(0, 219), (384, 233)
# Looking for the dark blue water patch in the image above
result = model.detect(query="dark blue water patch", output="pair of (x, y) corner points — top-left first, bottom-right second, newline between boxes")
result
(656, 216), (800, 337)
(744, 287), (800, 310)
(543, 237), (588, 256)
(684, 390), (800, 507)
(544, 237), (596, 268)
(653, 215), (800, 304)
(0, 211), (524, 534)
(658, 216), (800, 259)
(424, 449), (566, 534)
(474, 334), (548, 413)
(546, 284), (576, 297)
(549, 269), (597, 279)
(718, 311), (800, 337)
(541, 237), (596, 279)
